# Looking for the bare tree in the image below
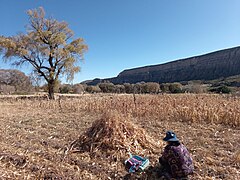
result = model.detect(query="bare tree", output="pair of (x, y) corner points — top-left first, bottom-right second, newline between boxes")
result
(0, 7), (87, 99)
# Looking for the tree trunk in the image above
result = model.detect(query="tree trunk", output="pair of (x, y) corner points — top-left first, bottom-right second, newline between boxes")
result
(48, 80), (55, 100)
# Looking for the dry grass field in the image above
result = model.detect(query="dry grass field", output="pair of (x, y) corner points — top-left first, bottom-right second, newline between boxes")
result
(0, 93), (239, 179)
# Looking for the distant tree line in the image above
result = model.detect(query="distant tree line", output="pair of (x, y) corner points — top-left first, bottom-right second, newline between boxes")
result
(50, 81), (232, 94)
(40, 81), (206, 94)
(0, 69), (233, 95)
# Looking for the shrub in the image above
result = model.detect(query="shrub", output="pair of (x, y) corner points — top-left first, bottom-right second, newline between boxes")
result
(85, 85), (101, 93)
(133, 83), (142, 94)
(160, 83), (170, 93)
(169, 83), (183, 93)
(210, 85), (232, 94)
(0, 84), (16, 94)
(115, 85), (125, 93)
(98, 83), (115, 93)
(59, 84), (72, 94)
(183, 82), (208, 94)
(123, 83), (134, 94)
(73, 84), (85, 94)
(140, 82), (160, 94)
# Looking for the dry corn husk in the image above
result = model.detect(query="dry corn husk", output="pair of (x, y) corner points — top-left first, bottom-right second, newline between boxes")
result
(69, 111), (161, 158)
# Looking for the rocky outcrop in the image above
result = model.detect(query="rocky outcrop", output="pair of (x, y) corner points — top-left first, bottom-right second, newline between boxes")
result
(85, 46), (240, 85)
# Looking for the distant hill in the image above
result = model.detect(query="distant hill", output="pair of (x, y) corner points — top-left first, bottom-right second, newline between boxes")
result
(84, 46), (240, 85)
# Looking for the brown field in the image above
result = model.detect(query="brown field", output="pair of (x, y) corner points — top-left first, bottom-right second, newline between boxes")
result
(0, 94), (239, 179)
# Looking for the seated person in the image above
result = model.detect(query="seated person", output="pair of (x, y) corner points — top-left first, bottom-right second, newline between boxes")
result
(159, 131), (194, 179)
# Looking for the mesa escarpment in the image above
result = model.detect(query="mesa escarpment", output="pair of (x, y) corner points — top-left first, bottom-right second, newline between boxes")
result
(86, 46), (240, 85)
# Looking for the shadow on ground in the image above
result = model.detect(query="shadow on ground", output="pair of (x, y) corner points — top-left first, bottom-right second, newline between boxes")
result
(123, 165), (166, 180)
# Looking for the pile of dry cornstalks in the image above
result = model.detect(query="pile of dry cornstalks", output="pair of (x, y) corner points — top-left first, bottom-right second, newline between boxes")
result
(68, 111), (162, 157)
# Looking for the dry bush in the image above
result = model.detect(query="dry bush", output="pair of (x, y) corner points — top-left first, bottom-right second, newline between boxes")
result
(0, 84), (16, 94)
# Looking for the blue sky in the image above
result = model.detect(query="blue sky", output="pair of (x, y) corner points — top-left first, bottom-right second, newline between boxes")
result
(0, 0), (240, 83)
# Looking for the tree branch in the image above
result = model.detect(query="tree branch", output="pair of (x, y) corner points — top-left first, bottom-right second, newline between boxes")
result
(23, 55), (49, 81)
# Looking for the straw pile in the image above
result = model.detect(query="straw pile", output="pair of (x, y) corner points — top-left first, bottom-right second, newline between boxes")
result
(68, 111), (161, 157)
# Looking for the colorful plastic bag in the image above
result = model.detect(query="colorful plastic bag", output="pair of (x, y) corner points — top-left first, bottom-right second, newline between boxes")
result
(125, 154), (150, 173)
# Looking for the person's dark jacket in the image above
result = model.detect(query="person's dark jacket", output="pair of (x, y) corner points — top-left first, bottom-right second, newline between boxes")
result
(159, 143), (194, 178)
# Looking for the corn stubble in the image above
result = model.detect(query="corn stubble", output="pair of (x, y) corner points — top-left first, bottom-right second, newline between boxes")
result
(0, 94), (239, 179)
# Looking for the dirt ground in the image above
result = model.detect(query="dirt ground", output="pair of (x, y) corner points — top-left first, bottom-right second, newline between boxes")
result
(0, 94), (239, 179)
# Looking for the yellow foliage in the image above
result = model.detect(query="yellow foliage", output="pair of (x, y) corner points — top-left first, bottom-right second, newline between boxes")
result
(0, 7), (88, 99)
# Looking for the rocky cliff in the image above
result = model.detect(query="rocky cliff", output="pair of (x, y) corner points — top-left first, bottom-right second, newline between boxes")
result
(86, 46), (240, 85)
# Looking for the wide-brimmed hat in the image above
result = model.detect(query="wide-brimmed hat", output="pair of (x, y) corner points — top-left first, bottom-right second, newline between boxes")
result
(163, 131), (179, 142)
